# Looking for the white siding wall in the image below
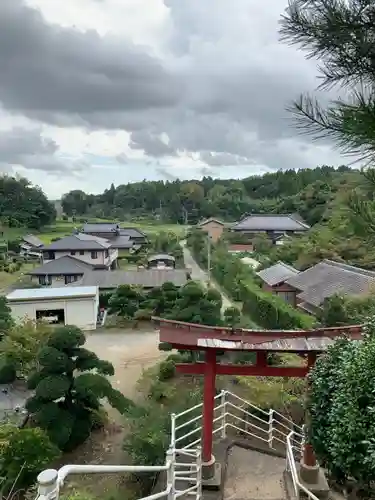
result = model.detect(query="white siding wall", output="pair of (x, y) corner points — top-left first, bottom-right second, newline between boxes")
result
(9, 296), (98, 331)
(44, 249), (118, 267)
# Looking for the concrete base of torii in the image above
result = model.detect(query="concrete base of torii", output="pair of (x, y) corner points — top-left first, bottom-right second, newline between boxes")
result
(299, 445), (330, 499)
(202, 457), (222, 490)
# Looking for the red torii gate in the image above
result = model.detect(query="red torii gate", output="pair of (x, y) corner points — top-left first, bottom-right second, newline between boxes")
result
(154, 317), (363, 484)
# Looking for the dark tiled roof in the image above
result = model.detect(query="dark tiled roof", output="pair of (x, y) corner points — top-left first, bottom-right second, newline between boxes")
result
(82, 223), (119, 233)
(119, 228), (147, 239)
(147, 254), (176, 262)
(76, 269), (188, 289)
(109, 235), (134, 249)
(286, 260), (375, 307)
(27, 255), (93, 276)
(42, 233), (111, 251)
(231, 214), (310, 232)
(22, 234), (44, 247)
(257, 261), (300, 286)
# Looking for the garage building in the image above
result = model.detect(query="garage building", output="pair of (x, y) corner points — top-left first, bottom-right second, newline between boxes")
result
(6, 286), (99, 331)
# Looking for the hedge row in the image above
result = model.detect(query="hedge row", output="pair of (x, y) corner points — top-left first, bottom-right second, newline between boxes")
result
(241, 279), (315, 330)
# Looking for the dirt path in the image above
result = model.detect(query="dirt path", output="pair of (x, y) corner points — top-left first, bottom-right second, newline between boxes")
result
(60, 328), (165, 496)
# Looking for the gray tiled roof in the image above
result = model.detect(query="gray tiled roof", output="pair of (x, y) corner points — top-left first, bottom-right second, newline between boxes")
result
(231, 214), (310, 232)
(119, 228), (147, 239)
(147, 253), (176, 262)
(27, 255), (94, 275)
(286, 260), (375, 307)
(76, 269), (188, 289)
(83, 223), (119, 233)
(42, 233), (111, 251)
(256, 261), (300, 286)
(22, 234), (44, 247)
(109, 235), (134, 249)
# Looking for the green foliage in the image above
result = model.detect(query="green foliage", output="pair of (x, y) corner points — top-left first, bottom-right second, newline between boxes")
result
(158, 359), (176, 381)
(0, 175), (56, 229)
(223, 306), (241, 327)
(0, 360), (16, 383)
(26, 325), (133, 451)
(0, 297), (14, 336)
(321, 293), (375, 326)
(241, 280), (315, 329)
(108, 285), (145, 318)
(0, 426), (60, 493)
(308, 322), (375, 485)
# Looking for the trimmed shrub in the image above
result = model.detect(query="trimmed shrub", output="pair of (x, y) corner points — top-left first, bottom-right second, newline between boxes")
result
(241, 280), (315, 330)
(158, 359), (176, 381)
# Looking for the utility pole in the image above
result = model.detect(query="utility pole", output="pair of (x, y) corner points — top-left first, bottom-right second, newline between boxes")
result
(207, 234), (211, 286)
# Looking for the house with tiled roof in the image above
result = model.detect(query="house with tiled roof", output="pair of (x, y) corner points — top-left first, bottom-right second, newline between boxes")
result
(197, 218), (226, 242)
(230, 214), (309, 245)
(82, 223), (147, 248)
(285, 260), (375, 315)
(256, 261), (300, 305)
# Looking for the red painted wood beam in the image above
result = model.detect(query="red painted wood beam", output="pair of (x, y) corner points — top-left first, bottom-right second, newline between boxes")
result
(202, 350), (216, 464)
(176, 363), (309, 378)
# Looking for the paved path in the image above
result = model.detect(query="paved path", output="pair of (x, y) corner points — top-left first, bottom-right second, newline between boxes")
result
(181, 241), (233, 312)
(224, 447), (286, 500)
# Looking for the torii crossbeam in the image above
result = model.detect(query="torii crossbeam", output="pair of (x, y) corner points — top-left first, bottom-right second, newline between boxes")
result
(153, 317), (362, 483)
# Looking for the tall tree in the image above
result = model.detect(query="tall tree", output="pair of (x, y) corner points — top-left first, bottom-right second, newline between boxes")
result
(279, 0), (375, 163)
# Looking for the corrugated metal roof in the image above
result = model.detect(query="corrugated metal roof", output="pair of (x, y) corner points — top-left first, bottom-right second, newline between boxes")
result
(75, 269), (188, 289)
(286, 260), (375, 307)
(257, 261), (300, 286)
(231, 214), (310, 232)
(147, 254), (176, 262)
(43, 233), (111, 251)
(6, 286), (98, 301)
(27, 255), (93, 275)
(22, 234), (44, 247)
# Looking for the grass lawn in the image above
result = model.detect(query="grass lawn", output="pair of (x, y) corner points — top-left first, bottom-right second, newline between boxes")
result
(0, 262), (38, 293)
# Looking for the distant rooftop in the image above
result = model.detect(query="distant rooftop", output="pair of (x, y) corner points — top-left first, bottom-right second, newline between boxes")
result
(27, 255), (93, 276)
(82, 223), (119, 233)
(22, 234), (44, 248)
(257, 261), (300, 287)
(43, 233), (111, 251)
(6, 286), (98, 301)
(75, 269), (188, 289)
(147, 254), (176, 262)
(286, 259), (375, 308)
(197, 218), (225, 226)
(231, 214), (310, 232)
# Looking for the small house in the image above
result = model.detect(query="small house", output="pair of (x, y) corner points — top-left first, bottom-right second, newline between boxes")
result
(256, 261), (300, 305)
(20, 234), (44, 258)
(197, 218), (226, 242)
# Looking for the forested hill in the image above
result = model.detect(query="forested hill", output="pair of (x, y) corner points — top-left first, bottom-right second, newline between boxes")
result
(61, 165), (361, 225)
(0, 176), (56, 229)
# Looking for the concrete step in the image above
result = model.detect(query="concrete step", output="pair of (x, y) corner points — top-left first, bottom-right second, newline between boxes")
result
(224, 445), (286, 500)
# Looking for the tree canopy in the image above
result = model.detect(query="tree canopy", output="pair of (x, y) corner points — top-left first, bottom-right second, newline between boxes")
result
(0, 175), (55, 229)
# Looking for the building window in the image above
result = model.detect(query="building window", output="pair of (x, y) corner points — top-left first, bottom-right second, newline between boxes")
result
(91, 251), (98, 259)
(79, 250), (84, 255)
(65, 275), (75, 284)
(70, 251), (76, 256)
(39, 276), (52, 286)
(276, 291), (296, 305)
(43, 251), (55, 260)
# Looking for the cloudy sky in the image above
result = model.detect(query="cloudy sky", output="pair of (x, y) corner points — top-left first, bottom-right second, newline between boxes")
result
(0, 0), (348, 198)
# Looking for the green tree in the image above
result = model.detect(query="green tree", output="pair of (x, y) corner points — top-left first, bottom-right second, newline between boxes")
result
(108, 285), (145, 318)
(0, 297), (13, 336)
(224, 306), (241, 327)
(308, 318), (375, 488)
(26, 325), (133, 451)
(0, 425), (60, 493)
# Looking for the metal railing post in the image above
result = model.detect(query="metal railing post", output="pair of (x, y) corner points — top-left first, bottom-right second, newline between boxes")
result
(196, 446), (202, 500)
(166, 448), (175, 500)
(268, 409), (274, 448)
(220, 390), (226, 438)
(170, 413), (176, 449)
(37, 469), (59, 500)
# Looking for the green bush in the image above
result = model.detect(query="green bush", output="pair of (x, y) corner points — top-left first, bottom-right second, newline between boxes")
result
(241, 280), (315, 330)
(0, 360), (16, 383)
(158, 359), (176, 381)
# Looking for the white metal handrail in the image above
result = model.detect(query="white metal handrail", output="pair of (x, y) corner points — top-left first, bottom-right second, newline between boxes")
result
(36, 389), (313, 500)
(286, 432), (320, 500)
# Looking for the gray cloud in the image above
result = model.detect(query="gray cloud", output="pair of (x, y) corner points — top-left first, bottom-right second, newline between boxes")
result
(0, 0), (346, 176)
(0, 127), (87, 174)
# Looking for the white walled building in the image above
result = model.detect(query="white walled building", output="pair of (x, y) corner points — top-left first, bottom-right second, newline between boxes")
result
(6, 286), (99, 331)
